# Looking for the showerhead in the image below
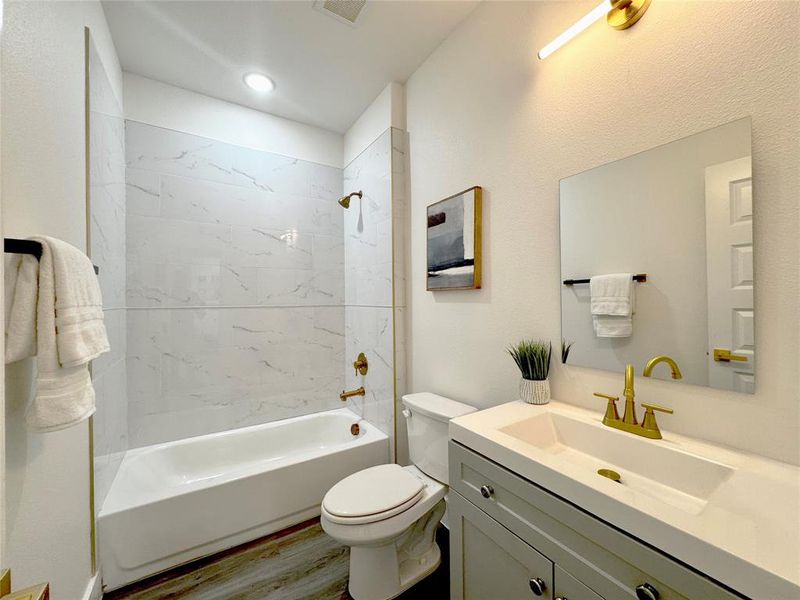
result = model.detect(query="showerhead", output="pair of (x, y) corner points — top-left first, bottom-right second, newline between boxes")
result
(338, 190), (362, 209)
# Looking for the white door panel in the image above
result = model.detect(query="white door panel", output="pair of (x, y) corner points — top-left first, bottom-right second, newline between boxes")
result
(705, 157), (754, 392)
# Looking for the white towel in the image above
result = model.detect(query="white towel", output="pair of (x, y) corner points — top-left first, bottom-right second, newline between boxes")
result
(24, 236), (109, 432)
(590, 273), (635, 338)
(592, 315), (633, 338)
(5, 254), (39, 363)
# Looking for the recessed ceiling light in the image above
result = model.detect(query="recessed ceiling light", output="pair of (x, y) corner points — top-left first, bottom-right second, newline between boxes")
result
(243, 72), (275, 93)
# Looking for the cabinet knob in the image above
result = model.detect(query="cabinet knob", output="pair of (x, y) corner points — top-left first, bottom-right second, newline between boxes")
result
(635, 583), (660, 600)
(480, 484), (494, 499)
(555, 597), (568, 600)
(529, 577), (547, 596)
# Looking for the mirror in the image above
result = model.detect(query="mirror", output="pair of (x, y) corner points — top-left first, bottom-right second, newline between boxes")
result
(560, 118), (754, 393)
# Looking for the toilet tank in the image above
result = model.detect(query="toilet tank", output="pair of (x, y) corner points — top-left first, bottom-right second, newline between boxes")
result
(402, 393), (477, 485)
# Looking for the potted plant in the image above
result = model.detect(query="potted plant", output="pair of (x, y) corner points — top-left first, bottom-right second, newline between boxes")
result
(508, 339), (552, 404)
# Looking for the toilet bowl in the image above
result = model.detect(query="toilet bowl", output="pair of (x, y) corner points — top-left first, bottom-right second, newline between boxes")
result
(321, 393), (476, 600)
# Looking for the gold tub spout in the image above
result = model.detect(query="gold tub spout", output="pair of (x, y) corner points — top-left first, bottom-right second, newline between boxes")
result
(340, 386), (365, 401)
(643, 355), (683, 380)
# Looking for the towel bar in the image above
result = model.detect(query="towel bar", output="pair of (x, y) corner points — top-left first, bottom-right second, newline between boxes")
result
(4, 238), (100, 275)
(563, 273), (646, 286)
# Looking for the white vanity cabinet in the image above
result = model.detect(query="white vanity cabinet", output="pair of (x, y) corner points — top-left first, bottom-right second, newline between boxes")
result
(448, 441), (747, 600)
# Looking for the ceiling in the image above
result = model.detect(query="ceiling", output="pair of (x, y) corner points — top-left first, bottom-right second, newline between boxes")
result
(102, 0), (479, 133)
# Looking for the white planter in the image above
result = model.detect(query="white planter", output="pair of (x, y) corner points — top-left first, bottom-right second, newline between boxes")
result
(520, 378), (550, 405)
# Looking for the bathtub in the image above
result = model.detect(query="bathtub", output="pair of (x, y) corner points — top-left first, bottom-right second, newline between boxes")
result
(98, 407), (388, 591)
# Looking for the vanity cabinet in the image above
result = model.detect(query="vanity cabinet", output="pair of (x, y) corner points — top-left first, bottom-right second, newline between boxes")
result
(449, 441), (746, 600)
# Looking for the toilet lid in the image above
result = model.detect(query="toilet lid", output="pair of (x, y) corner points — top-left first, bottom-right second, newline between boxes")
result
(323, 464), (424, 519)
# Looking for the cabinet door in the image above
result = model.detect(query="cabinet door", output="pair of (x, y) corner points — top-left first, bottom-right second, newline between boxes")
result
(450, 490), (554, 600)
(554, 566), (604, 600)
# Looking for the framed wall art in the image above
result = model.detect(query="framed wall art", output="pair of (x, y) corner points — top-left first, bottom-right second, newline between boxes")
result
(426, 186), (482, 290)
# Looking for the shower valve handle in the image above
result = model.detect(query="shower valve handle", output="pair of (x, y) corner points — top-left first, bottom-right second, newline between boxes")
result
(353, 352), (369, 376)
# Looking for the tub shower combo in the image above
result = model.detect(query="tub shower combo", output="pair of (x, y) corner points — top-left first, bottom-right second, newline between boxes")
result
(89, 99), (407, 590)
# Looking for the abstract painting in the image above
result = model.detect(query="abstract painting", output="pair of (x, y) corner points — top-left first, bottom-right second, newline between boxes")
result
(427, 186), (482, 290)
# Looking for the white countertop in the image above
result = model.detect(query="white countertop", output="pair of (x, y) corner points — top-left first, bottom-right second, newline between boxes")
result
(449, 400), (800, 600)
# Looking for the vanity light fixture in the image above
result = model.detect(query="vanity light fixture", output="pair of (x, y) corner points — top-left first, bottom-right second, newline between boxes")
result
(243, 72), (275, 93)
(537, 0), (651, 60)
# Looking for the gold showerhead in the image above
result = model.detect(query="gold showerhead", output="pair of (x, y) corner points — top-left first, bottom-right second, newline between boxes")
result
(338, 190), (363, 209)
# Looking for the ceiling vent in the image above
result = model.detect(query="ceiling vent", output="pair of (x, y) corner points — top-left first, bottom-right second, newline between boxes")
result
(313, 0), (367, 26)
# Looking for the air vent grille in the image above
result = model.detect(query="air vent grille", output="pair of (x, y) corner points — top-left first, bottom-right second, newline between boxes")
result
(314, 0), (366, 25)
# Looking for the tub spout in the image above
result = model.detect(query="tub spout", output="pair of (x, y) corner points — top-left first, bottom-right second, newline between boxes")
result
(340, 386), (365, 401)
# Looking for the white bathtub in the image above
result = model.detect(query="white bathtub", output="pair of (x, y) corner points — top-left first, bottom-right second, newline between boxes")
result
(98, 408), (388, 591)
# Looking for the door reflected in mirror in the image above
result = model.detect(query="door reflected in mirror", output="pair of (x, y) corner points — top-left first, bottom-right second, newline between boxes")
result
(560, 118), (754, 394)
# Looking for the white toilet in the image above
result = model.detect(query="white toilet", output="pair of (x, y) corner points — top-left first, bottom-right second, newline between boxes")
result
(321, 392), (476, 600)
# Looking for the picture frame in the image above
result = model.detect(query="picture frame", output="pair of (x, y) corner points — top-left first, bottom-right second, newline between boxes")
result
(426, 186), (482, 291)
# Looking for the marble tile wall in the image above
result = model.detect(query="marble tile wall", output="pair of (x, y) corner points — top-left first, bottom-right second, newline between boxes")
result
(125, 122), (345, 447)
(89, 40), (127, 511)
(342, 129), (406, 460)
(391, 130), (408, 460)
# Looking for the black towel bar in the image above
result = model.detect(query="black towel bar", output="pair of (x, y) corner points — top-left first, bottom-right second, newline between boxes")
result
(4, 238), (100, 275)
(563, 273), (646, 286)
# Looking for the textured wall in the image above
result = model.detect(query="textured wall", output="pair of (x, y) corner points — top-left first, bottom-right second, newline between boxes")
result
(405, 1), (799, 465)
(88, 38), (128, 514)
(1, 1), (123, 597)
(123, 73), (343, 168)
(125, 122), (345, 447)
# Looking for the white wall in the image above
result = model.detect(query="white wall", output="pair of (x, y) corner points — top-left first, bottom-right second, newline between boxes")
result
(344, 82), (405, 167)
(123, 73), (343, 168)
(1, 1), (122, 597)
(405, 1), (799, 465)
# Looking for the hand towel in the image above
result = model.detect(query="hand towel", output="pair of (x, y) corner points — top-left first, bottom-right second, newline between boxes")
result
(26, 236), (109, 432)
(592, 315), (633, 338)
(590, 273), (635, 338)
(4, 253), (39, 363)
(590, 273), (634, 317)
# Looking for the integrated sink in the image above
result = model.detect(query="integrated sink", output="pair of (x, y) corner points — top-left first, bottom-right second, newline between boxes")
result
(449, 400), (800, 599)
(499, 411), (735, 514)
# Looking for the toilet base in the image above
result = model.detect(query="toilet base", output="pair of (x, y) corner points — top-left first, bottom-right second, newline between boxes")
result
(347, 500), (446, 600)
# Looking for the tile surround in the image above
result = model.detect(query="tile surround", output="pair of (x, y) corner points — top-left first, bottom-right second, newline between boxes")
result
(125, 122), (347, 446)
(341, 129), (407, 460)
(121, 121), (405, 455)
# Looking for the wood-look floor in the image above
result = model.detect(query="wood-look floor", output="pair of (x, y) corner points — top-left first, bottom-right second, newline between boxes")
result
(103, 518), (449, 600)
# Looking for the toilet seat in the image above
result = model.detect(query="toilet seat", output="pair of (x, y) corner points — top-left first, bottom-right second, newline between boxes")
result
(322, 464), (425, 525)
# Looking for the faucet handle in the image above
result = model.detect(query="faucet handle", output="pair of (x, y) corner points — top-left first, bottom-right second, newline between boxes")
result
(640, 403), (673, 439)
(641, 402), (673, 414)
(353, 352), (369, 376)
(593, 392), (620, 425)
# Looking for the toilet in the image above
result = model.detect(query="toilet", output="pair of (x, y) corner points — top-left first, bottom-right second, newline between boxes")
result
(321, 392), (476, 600)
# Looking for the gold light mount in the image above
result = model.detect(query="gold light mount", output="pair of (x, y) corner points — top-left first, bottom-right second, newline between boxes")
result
(607, 0), (652, 30)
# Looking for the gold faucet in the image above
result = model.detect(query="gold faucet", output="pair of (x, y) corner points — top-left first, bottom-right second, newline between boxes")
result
(643, 355), (683, 379)
(594, 363), (673, 439)
(340, 387), (365, 401)
(622, 364), (638, 425)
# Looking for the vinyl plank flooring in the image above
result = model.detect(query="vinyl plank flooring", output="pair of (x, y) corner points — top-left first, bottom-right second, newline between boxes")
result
(104, 519), (349, 600)
(104, 518), (449, 600)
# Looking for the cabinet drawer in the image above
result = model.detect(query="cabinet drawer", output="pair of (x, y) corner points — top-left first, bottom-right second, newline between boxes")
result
(450, 441), (745, 600)
(555, 565), (604, 600)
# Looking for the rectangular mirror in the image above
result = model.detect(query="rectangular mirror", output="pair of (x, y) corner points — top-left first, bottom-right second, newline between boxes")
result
(560, 118), (754, 393)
